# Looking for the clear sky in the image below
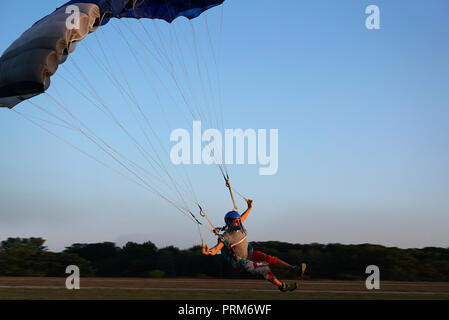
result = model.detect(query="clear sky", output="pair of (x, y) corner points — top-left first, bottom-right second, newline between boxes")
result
(0, 0), (448, 252)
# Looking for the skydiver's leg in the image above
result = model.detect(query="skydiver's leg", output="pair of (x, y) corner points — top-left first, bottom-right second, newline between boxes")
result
(251, 250), (291, 268)
(269, 275), (283, 287)
(250, 250), (279, 265)
(236, 259), (297, 291)
(236, 259), (285, 289)
(275, 258), (293, 269)
(251, 250), (306, 277)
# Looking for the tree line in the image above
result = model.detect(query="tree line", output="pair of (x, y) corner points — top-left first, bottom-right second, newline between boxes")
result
(0, 237), (448, 281)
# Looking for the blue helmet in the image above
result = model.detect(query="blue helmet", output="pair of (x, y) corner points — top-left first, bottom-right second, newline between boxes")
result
(224, 211), (241, 230)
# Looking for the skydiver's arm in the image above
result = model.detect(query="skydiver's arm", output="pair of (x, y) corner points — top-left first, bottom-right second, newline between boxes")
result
(202, 241), (225, 256)
(239, 199), (253, 223)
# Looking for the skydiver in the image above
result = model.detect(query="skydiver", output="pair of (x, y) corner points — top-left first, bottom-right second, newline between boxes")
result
(201, 199), (307, 292)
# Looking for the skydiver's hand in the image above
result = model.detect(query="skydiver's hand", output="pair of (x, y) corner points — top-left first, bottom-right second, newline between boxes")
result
(202, 243), (210, 255)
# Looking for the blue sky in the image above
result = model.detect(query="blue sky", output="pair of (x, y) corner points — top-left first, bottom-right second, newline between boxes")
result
(0, 0), (448, 251)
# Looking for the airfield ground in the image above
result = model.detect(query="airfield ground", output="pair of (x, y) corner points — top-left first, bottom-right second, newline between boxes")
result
(1, 277), (449, 300)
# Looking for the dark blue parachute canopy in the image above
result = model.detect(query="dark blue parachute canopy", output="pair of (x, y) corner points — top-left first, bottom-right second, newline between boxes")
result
(0, 0), (225, 108)
(61, 0), (225, 24)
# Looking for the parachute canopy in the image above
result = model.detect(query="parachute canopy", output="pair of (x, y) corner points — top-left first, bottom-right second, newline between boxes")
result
(0, 0), (225, 108)
(61, 0), (225, 24)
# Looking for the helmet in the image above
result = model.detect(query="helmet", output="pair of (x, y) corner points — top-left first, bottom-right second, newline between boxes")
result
(224, 211), (241, 230)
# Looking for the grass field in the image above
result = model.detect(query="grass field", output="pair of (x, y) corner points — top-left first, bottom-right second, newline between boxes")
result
(1, 277), (449, 300)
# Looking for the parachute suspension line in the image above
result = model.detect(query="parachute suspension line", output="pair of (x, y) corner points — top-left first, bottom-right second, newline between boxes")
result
(182, 20), (212, 127)
(2, 0), (233, 243)
(145, 15), (230, 209)
(167, 16), (227, 175)
(198, 204), (221, 235)
(78, 23), (203, 219)
(118, 24), (202, 208)
(217, 3), (231, 180)
(88, 5), (233, 234)
(96, 28), (193, 202)
(123, 20), (185, 128)
(194, 9), (224, 133)
(136, 20), (173, 74)
(217, 4), (227, 170)
(154, 21), (207, 125)
(181, 11), (229, 180)
(12, 104), (187, 216)
(22, 99), (204, 226)
(222, 172), (238, 212)
(106, 22), (183, 152)
(53, 70), (189, 205)
(43, 90), (191, 208)
(145, 7), (227, 231)
(66, 52), (194, 210)
(139, 16), (218, 139)
(191, 35), (216, 128)
(232, 187), (248, 203)
(108, 22), (200, 206)
(149, 17), (175, 70)
(54, 64), (197, 215)
(131, 18), (228, 204)
(145, 18), (204, 124)
(188, 19), (217, 131)
(201, 14), (221, 133)
(204, 10), (226, 145)
(144, 9), (213, 133)
(157, 7), (235, 217)
(196, 223), (204, 245)
(19, 102), (77, 131)
(184, 12), (236, 206)
(11, 107), (141, 186)
(200, 10), (231, 180)
(136, 19), (202, 133)
(220, 165), (248, 210)
(90, 25), (210, 219)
